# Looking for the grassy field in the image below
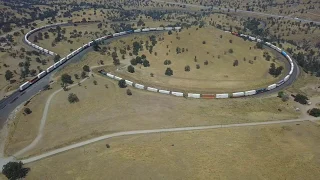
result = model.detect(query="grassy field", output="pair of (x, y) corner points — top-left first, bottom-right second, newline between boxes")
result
(4, 70), (299, 158)
(24, 121), (320, 180)
(107, 26), (285, 92)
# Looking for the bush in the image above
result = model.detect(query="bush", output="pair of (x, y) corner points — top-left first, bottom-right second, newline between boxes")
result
(196, 64), (200, 69)
(128, 65), (135, 73)
(164, 60), (171, 65)
(229, 39), (233, 43)
(118, 79), (127, 88)
(93, 80), (97, 85)
(143, 60), (150, 67)
(2, 161), (30, 180)
(61, 73), (73, 85)
(165, 68), (173, 76)
(127, 89), (132, 95)
(233, 60), (239, 66)
(130, 58), (137, 65)
(309, 108), (320, 117)
(83, 65), (90, 72)
(24, 108), (32, 114)
(294, 94), (308, 104)
(228, 48), (233, 53)
(68, 93), (79, 103)
(185, 65), (190, 72)
(202, 41), (206, 44)
(204, 60), (208, 65)
(168, 30), (172, 35)
(74, 74), (79, 79)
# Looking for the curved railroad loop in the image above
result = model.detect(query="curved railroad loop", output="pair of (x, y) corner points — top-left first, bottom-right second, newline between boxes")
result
(21, 23), (296, 99)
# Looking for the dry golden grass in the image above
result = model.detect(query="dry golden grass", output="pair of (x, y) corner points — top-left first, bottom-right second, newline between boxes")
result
(4, 83), (61, 156)
(25, 121), (320, 180)
(9, 73), (299, 158)
(108, 26), (285, 92)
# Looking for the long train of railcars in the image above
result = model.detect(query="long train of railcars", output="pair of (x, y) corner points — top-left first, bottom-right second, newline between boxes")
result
(20, 23), (294, 99)
(20, 23), (181, 91)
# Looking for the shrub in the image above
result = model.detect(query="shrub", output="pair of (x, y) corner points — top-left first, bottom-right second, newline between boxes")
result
(128, 65), (135, 73)
(143, 60), (150, 67)
(165, 68), (173, 76)
(130, 58), (137, 65)
(164, 60), (171, 65)
(2, 161), (30, 180)
(61, 73), (73, 85)
(309, 108), (320, 117)
(24, 108), (32, 114)
(204, 60), (208, 65)
(228, 48), (233, 53)
(294, 94), (308, 104)
(229, 39), (233, 43)
(68, 93), (79, 103)
(74, 74), (79, 79)
(83, 65), (90, 72)
(196, 64), (200, 69)
(202, 41), (206, 44)
(127, 89), (132, 95)
(185, 65), (190, 71)
(118, 79), (127, 88)
(93, 80), (97, 85)
(233, 60), (239, 66)
(168, 30), (172, 35)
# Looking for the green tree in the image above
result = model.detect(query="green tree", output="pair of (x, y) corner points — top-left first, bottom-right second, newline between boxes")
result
(83, 65), (90, 72)
(164, 60), (171, 65)
(92, 40), (101, 51)
(165, 68), (173, 76)
(309, 108), (320, 117)
(24, 108), (32, 114)
(294, 94), (308, 104)
(68, 93), (79, 103)
(61, 74), (73, 85)
(54, 54), (61, 63)
(143, 60), (150, 67)
(5, 70), (13, 81)
(118, 79), (126, 88)
(2, 161), (30, 180)
(128, 65), (135, 73)
(130, 58), (137, 65)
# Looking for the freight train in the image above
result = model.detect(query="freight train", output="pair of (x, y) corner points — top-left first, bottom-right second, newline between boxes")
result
(20, 24), (181, 91)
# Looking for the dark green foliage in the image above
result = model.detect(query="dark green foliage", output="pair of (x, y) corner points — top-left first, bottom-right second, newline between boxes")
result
(24, 108), (32, 114)
(130, 58), (137, 65)
(164, 60), (171, 65)
(168, 30), (172, 35)
(2, 161), (30, 180)
(128, 65), (135, 73)
(185, 65), (190, 71)
(165, 68), (173, 76)
(118, 79), (126, 88)
(294, 94), (308, 104)
(61, 74), (73, 85)
(68, 93), (79, 103)
(5, 70), (13, 81)
(54, 54), (61, 63)
(83, 65), (90, 72)
(143, 60), (150, 67)
(132, 41), (142, 55)
(256, 42), (263, 49)
(309, 108), (320, 117)
(269, 63), (283, 77)
(92, 40), (101, 51)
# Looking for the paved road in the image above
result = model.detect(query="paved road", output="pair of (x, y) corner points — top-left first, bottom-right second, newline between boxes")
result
(153, 0), (320, 24)
(20, 118), (318, 164)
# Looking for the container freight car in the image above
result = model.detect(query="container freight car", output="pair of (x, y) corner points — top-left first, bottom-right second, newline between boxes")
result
(37, 71), (46, 79)
(244, 90), (256, 96)
(19, 81), (31, 91)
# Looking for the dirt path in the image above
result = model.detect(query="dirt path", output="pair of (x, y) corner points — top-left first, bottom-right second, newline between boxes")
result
(21, 118), (319, 164)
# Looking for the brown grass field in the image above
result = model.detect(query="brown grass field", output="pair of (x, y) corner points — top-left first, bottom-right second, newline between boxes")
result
(108, 26), (285, 92)
(23, 121), (320, 180)
(4, 71), (299, 158)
